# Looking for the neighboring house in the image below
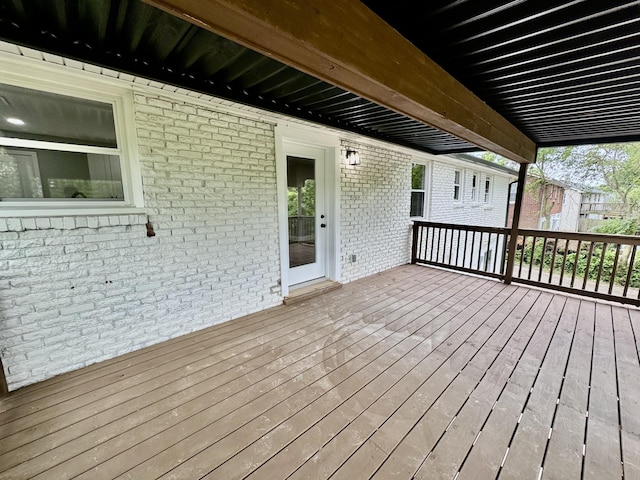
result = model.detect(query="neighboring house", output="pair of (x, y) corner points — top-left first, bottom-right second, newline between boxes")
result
(578, 190), (624, 231)
(507, 176), (564, 230)
(0, 46), (518, 392)
(559, 188), (583, 232)
(506, 176), (583, 232)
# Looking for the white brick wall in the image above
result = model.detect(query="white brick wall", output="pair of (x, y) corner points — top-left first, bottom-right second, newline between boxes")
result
(340, 141), (413, 282)
(429, 161), (512, 227)
(0, 91), (281, 390)
(0, 51), (518, 391)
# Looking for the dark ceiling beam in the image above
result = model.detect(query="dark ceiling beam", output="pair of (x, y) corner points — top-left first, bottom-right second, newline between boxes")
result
(142, 0), (537, 163)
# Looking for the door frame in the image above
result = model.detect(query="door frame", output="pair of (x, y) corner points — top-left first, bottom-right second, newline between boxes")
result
(275, 125), (340, 297)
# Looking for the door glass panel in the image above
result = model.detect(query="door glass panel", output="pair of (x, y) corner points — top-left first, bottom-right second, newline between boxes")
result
(287, 156), (316, 268)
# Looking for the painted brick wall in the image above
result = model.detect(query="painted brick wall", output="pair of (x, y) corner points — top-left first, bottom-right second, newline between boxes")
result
(0, 91), (281, 390)
(429, 161), (511, 227)
(340, 141), (413, 282)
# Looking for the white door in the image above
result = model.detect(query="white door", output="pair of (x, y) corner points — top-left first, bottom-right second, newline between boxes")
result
(286, 143), (327, 286)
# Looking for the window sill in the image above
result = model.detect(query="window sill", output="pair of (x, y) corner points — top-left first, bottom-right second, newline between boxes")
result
(0, 208), (147, 232)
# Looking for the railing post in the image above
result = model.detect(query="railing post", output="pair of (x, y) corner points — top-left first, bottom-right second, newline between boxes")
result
(411, 222), (419, 264)
(505, 161), (530, 284)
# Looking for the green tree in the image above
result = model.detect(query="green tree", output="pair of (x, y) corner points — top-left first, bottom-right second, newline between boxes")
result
(287, 180), (315, 217)
(568, 143), (640, 217)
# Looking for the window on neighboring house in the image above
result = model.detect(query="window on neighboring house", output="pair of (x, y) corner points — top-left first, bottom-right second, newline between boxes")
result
(484, 175), (492, 203)
(453, 170), (461, 200)
(410, 163), (426, 217)
(470, 171), (479, 202)
(508, 183), (517, 204)
(0, 76), (141, 214)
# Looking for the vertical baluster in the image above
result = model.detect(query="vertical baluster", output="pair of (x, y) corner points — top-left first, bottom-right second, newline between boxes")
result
(571, 240), (582, 288)
(477, 231), (484, 271)
(454, 229), (461, 267)
(528, 236), (537, 280)
(462, 229), (468, 269)
(500, 233), (508, 275)
(429, 226), (436, 261)
(537, 237), (546, 283)
(493, 232), (500, 274)
(434, 227), (441, 263)
(469, 230), (476, 271)
(548, 238), (559, 284)
(582, 241), (595, 291)
(624, 245), (637, 297)
(559, 239), (570, 286)
(608, 243), (621, 295)
(594, 242), (608, 293)
(517, 235), (526, 277)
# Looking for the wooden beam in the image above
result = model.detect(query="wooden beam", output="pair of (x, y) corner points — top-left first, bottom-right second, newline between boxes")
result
(141, 0), (537, 164)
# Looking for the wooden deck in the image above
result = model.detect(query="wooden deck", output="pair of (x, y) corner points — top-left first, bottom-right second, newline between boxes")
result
(1, 265), (640, 479)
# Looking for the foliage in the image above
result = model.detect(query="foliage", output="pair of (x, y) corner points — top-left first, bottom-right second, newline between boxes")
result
(593, 218), (639, 236)
(412, 163), (425, 190)
(515, 238), (640, 288)
(567, 143), (640, 217)
(288, 180), (315, 217)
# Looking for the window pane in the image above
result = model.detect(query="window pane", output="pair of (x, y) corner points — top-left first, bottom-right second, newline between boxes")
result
(0, 83), (117, 148)
(410, 191), (425, 217)
(0, 146), (123, 200)
(454, 185), (460, 200)
(411, 163), (425, 190)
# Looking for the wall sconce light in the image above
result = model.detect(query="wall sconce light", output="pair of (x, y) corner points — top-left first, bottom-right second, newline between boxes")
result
(346, 149), (360, 165)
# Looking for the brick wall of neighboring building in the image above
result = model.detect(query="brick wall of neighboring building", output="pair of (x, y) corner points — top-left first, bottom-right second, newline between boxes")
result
(507, 178), (564, 229)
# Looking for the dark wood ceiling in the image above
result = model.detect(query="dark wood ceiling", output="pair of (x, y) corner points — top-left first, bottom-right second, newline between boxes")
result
(0, 0), (638, 155)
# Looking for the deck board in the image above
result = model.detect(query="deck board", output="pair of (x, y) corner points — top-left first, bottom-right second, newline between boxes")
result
(0, 265), (638, 480)
(542, 300), (595, 479)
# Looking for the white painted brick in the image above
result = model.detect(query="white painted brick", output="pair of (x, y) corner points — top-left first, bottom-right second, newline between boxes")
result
(0, 89), (281, 391)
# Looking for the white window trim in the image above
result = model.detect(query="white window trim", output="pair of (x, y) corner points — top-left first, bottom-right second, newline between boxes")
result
(0, 56), (143, 217)
(468, 170), (480, 203)
(483, 174), (493, 204)
(453, 169), (462, 202)
(410, 161), (429, 219)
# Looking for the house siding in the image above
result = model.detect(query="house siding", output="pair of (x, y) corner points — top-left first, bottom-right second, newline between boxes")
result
(0, 91), (282, 390)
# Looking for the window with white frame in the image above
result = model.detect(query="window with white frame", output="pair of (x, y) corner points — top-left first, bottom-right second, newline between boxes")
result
(0, 70), (141, 214)
(469, 171), (479, 202)
(484, 175), (493, 203)
(453, 170), (461, 200)
(410, 163), (427, 217)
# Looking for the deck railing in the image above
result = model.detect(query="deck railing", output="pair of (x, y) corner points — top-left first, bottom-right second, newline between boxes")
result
(412, 221), (640, 306)
(288, 216), (315, 243)
(411, 221), (509, 280)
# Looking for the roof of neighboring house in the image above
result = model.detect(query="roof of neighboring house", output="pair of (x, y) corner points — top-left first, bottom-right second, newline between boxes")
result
(0, 1), (638, 157)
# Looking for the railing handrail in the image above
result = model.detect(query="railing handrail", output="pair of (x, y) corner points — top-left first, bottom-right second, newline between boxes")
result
(517, 228), (640, 245)
(411, 220), (640, 307)
(412, 220), (509, 236)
